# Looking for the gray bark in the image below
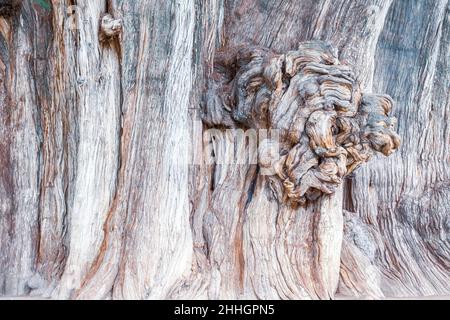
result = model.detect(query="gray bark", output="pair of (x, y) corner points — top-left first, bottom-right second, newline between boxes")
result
(0, 0), (448, 299)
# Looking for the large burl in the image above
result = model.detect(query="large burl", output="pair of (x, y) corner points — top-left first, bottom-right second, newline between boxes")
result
(203, 41), (401, 205)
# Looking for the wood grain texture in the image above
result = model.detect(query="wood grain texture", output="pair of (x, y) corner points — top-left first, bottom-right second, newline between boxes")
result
(341, 0), (450, 298)
(74, 0), (195, 300)
(0, 0), (448, 299)
(0, 0), (47, 295)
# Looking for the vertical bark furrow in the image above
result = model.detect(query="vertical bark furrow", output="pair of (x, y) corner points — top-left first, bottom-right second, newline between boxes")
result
(0, 2), (44, 296)
(73, 0), (195, 300)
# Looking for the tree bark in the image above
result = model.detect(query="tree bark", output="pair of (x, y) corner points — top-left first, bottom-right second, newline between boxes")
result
(0, 0), (449, 299)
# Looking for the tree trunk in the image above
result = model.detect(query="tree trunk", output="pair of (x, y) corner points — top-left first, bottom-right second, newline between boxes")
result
(0, 0), (449, 300)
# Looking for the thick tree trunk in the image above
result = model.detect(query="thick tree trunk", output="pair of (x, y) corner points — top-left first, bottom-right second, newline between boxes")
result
(0, 0), (449, 299)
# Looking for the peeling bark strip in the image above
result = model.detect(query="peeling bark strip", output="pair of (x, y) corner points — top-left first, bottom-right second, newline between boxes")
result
(0, 0), (449, 300)
(204, 41), (400, 205)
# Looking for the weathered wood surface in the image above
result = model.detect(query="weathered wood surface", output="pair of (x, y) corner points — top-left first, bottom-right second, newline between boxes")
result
(0, 0), (448, 299)
(340, 0), (450, 298)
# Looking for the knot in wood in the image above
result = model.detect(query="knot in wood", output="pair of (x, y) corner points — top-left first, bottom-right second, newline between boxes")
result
(203, 41), (401, 205)
(99, 13), (122, 43)
(0, 0), (21, 17)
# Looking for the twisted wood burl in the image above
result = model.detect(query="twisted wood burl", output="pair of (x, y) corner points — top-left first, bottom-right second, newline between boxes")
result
(203, 41), (401, 205)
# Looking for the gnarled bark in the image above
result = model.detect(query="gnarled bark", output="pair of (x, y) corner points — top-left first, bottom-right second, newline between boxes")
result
(0, 0), (449, 300)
